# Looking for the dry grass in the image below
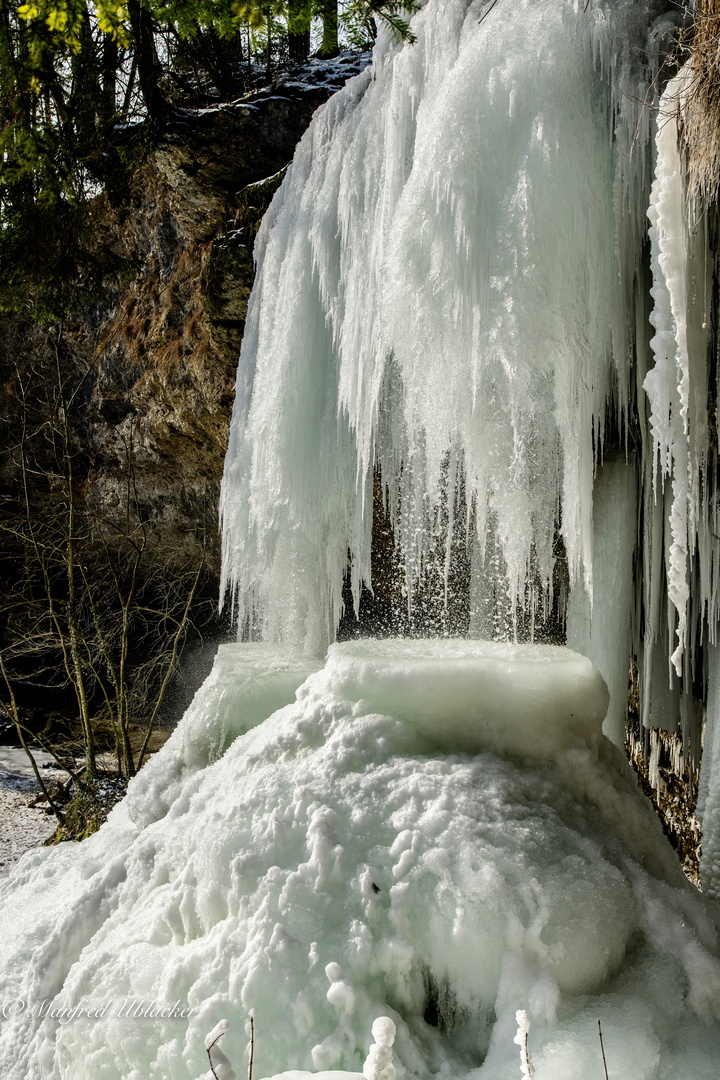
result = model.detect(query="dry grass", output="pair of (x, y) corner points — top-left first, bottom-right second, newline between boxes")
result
(679, 0), (720, 206)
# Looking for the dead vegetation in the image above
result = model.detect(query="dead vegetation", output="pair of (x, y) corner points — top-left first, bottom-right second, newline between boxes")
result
(677, 0), (720, 207)
(626, 723), (702, 886)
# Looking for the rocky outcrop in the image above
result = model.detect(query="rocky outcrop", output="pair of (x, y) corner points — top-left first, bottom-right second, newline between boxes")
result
(0, 55), (369, 580)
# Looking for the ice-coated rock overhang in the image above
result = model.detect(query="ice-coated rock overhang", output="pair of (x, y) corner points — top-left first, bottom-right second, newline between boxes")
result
(302, 639), (610, 762)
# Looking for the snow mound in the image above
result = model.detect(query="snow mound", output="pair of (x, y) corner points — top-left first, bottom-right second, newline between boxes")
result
(0, 640), (717, 1079)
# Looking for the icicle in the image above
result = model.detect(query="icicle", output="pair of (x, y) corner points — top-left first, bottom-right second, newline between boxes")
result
(644, 70), (692, 678)
(648, 730), (663, 793)
(566, 457), (637, 747)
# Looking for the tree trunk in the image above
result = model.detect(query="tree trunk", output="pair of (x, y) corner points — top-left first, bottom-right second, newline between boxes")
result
(318, 0), (339, 58)
(288, 0), (311, 62)
(70, 10), (102, 149)
(127, 0), (167, 121)
(100, 34), (119, 130)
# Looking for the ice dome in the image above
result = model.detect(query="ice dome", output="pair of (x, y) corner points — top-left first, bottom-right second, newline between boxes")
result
(0, 641), (718, 1079)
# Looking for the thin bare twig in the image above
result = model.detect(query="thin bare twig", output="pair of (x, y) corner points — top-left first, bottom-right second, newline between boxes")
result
(478, 0), (500, 27)
(597, 1020), (609, 1080)
(206, 1032), (223, 1080)
(248, 1012), (255, 1080)
(0, 654), (64, 824)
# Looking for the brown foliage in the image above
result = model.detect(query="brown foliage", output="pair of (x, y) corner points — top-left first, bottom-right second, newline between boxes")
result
(679, 0), (720, 206)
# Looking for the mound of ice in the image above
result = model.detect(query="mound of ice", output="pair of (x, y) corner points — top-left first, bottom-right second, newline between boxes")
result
(0, 640), (718, 1080)
(127, 643), (320, 829)
(266, 1073), (364, 1080)
(308, 639), (609, 761)
(263, 1015), (394, 1080)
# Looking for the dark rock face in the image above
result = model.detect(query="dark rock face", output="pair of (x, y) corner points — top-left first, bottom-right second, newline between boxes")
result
(0, 56), (370, 584)
(201, 229), (256, 357)
(154, 91), (328, 243)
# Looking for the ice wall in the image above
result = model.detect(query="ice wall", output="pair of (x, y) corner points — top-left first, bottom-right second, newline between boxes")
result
(698, 643), (720, 898)
(0, 641), (719, 1080)
(220, 0), (665, 653)
(639, 63), (720, 872)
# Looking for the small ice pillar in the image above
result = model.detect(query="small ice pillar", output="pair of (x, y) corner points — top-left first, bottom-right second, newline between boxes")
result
(699, 643), (720, 899)
(566, 457), (637, 746)
(513, 1011), (534, 1079)
(363, 1017), (396, 1080)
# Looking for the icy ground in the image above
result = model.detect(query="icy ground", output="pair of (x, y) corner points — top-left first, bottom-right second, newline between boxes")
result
(0, 641), (718, 1080)
(0, 748), (64, 876)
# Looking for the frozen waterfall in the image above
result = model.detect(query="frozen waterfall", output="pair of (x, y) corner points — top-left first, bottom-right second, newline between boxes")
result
(219, 0), (660, 657)
(218, 0), (720, 897)
(1, 0), (720, 1078)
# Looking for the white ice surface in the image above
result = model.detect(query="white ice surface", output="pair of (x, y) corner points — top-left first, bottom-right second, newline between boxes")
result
(309, 639), (609, 761)
(0, 748), (60, 778)
(220, 0), (665, 651)
(566, 458), (637, 747)
(0, 641), (718, 1080)
(264, 1073), (364, 1080)
(126, 643), (320, 830)
(699, 642), (720, 900)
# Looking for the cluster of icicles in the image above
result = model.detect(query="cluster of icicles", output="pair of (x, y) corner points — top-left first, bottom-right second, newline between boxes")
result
(219, 0), (720, 892)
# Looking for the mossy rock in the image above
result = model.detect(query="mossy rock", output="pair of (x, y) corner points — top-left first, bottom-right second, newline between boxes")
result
(50, 773), (129, 843)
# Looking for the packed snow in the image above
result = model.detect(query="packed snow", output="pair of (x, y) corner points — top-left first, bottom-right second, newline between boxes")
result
(0, 641), (718, 1079)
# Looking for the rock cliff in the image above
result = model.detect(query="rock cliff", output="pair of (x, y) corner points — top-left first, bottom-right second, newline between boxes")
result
(0, 55), (369, 582)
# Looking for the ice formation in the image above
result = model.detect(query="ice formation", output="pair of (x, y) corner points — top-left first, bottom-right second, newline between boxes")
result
(699, 644), (720, 899)
(363, 1016), (395, 1080)
(220, 0), (663, 654)
(217, 0), (720, 891)
(205, 1018), (238, 1080)
(642, 65), (720, 891)
(0, 641), (719, 1080)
